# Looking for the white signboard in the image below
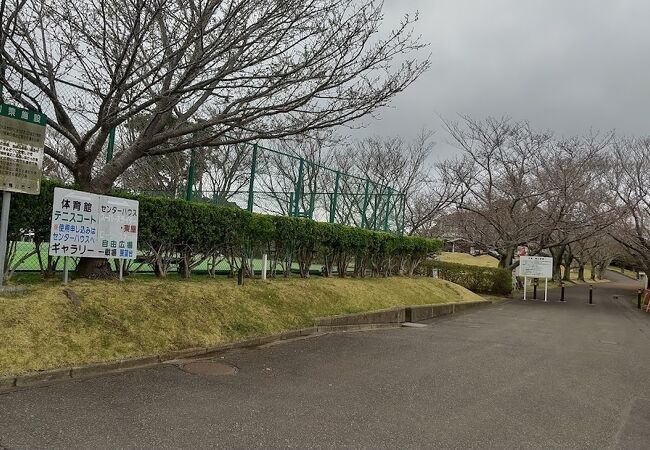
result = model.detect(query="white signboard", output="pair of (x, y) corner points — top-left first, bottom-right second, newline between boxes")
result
(49, 187), (138, 259)
(518, 256), (553, 279)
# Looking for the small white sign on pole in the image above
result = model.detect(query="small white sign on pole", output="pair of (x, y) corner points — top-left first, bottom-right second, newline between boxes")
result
(518, 256), (553, 278)
(518, 256), (553, 302)
(49, 187), (139, 259)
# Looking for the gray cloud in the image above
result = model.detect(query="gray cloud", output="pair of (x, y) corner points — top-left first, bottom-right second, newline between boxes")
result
(352, 0), (650, 159)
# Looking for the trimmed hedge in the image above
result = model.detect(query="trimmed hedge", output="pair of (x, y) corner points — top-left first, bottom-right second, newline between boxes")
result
(4, 180), (441, 279)
(417, 260), (512, 295)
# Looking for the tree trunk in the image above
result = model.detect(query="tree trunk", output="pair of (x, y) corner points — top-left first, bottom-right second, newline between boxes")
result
(550, 245), (565, 282)
(552, 258), (563, 282)
(577, 264), (585, 282)
(499, 247), (515, 269)
(74, 172), (116, 278)
(562, 249), (573, 282)
(75, 257), (115, 278)
(178, 256), (192, 279)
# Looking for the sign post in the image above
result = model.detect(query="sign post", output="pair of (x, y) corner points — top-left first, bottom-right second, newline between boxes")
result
(63, 257), (69, 284)
(516, 245), (528, 300)
(0, 191), (11, 285)
(518, 256), (553, 301)
(523, 275), (527, 300)
(544, 277), (548, 302)
(0, 104), (47, 287)
(261, 253), (267, 280)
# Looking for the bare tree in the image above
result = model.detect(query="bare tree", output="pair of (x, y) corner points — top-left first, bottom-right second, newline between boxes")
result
(1, 0), (429, 194)
(570, 235), (619, 281)
(609, 137), (650, 271)
(442, 117), (553, 268)
(257, 132), (339, 218)
(200, 143), (252, 202)
(40, 133), (75, 182)
(408, 158), (466, 236)
(441, 117), (618, 271)
(121, 152), (190, 196)
(331, 130), (454, 233)
(534, 133), (617, 280)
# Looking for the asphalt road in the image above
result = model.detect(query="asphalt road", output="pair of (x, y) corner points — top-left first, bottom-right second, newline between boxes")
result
(1, 271), (649, 449)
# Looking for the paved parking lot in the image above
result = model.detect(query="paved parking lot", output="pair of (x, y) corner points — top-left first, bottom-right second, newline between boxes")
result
(1, 272), (649, 449)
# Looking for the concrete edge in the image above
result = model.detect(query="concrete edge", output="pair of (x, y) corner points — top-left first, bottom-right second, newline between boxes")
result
(0, 302), (490, 393)
(314, 307), (406, 326)
(316, 323), (402, 333)
(404, 299), (491, 322)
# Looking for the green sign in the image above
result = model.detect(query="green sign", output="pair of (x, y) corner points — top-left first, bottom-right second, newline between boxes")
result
(0, 103), (47, 195)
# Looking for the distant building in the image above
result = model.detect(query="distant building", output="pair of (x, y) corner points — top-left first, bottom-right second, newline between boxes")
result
(442, 237), (471, 253)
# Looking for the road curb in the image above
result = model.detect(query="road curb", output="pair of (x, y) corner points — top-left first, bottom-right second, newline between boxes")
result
(0, 301), (490, 393)
(15, 368), (72, 387)
(316, 323), (402, 333)
(71, 356), (161, 379)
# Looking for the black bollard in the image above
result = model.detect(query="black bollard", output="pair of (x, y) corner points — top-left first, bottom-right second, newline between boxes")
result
(237, 267), (244, 286)
(589, 284), (593, 304)
(560, 283), (565, 302)
(638, 289), (642, 309)
(533, 280), (538, 300)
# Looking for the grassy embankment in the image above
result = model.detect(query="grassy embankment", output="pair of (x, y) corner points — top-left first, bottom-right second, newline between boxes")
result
(0, 276), (480, 376)
(439, 252), (499, 267)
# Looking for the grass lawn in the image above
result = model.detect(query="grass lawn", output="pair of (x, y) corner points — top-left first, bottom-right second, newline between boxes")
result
(438, 253), (609, 288)
(607, 266), (638, 280)
(6, 241), (235, 273)
(6, 241), (320, 275)
(569, 267), (609, 285)
(0, 276), (481, 376)
(439, 252), (499, 267)
(520, 267), (609, 294)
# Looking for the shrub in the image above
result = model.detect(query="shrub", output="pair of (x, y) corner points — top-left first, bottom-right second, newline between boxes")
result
(6, 181), (442, 279)
(417, 260), (512, 295)
(4, 179), (64, 277)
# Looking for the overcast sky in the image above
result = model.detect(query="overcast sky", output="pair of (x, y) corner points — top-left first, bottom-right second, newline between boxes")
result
(353, 0), (650, 159)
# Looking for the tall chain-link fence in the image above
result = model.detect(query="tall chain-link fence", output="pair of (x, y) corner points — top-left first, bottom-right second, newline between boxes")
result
(3, 141), (405, 279)
(141, 142), (406, 232)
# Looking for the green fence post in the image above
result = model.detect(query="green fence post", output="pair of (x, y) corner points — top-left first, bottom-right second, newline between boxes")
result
(372, 184), (382, 230)
(399, 194), (406, 236)
(383, 187), (392, 232)
(247, 144), (258, 212)
(393, 194), (399, 234)
(361, 178), (370, 228)
(294, 158), (305, 216)
(106, 127), (116, 162)
(329, 170), (340, 223)
(185, 149), (196, 201)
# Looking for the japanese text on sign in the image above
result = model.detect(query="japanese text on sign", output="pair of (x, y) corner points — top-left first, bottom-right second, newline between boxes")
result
(518, 256), (553, 278)
(49, 187), (139, 259)
(0, 103), (47, 195)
